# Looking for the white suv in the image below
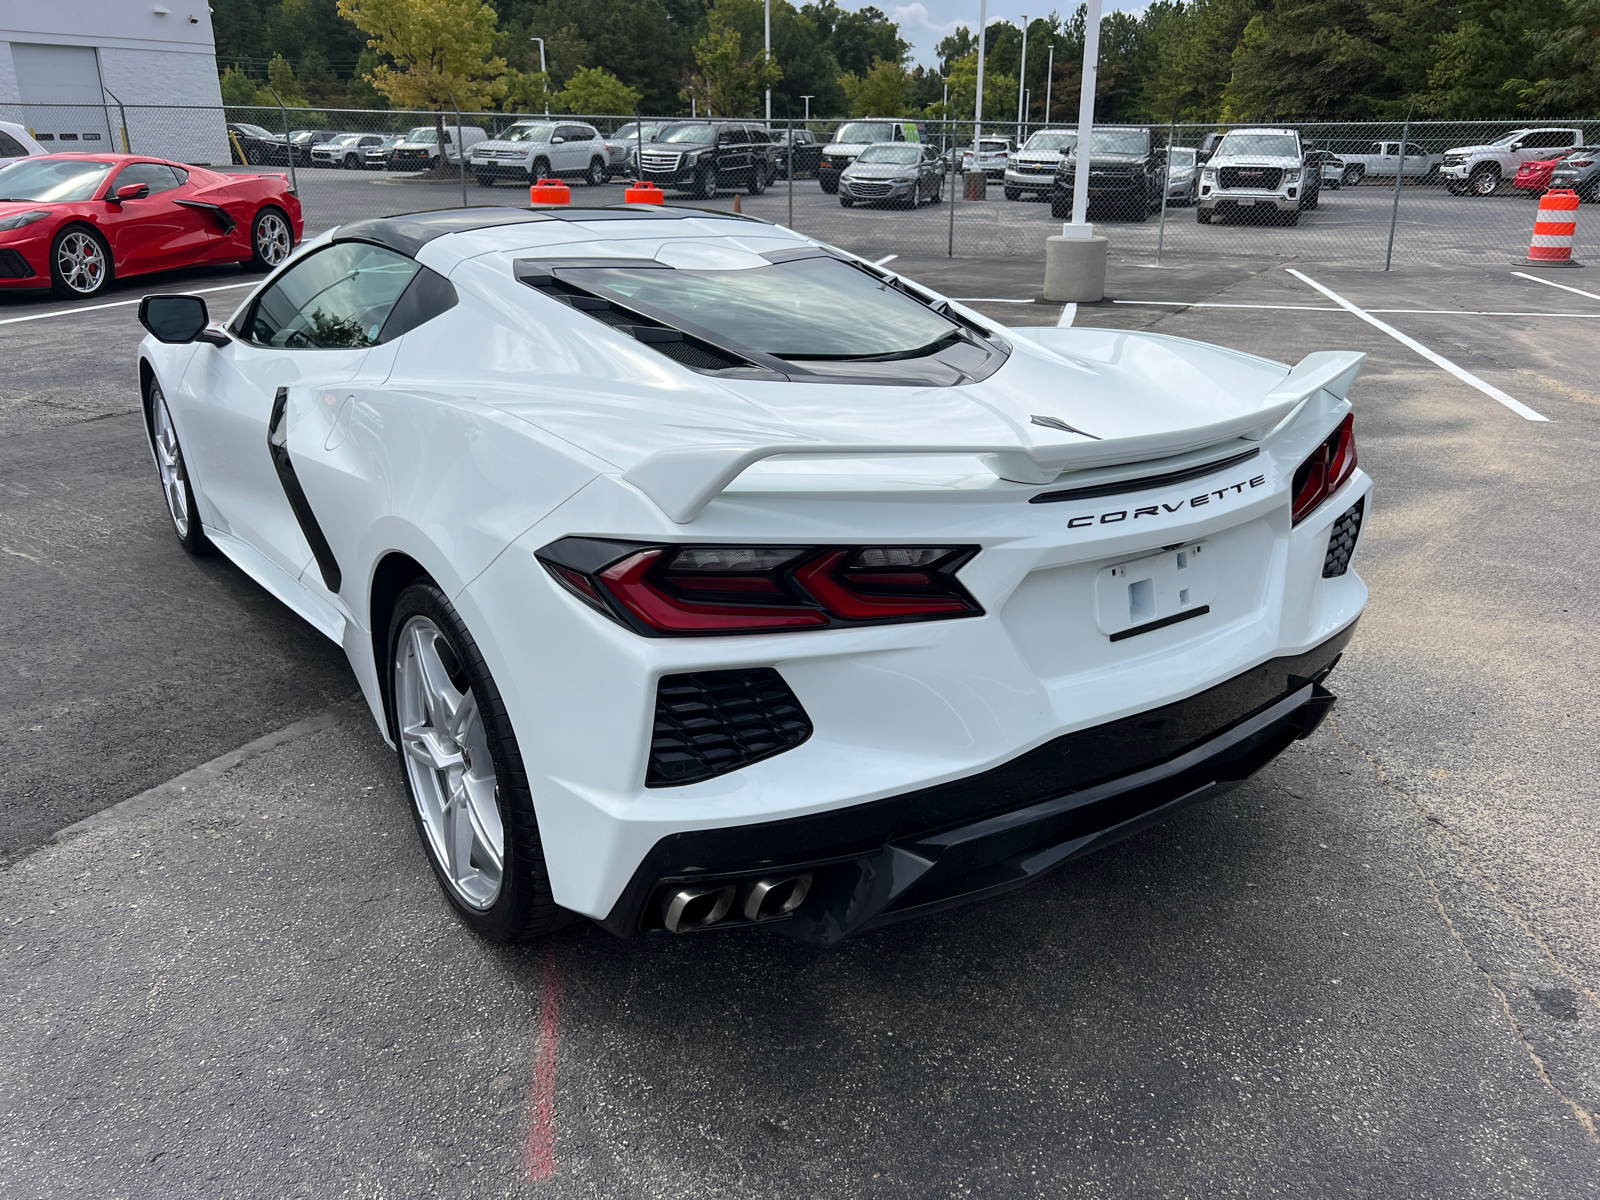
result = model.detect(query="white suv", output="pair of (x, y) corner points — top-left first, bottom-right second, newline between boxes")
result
(469, 121), (608, 188)
(1197, 128), (1309, 224)
(1440, 128), (1584, 196)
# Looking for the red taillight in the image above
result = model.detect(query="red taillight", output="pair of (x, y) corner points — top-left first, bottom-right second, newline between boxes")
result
(537, 540), (982, 636)
(1290, 413), (1357, 525)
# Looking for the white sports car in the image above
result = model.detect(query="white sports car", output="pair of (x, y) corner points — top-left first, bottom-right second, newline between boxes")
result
(135, 205), (1371, 945)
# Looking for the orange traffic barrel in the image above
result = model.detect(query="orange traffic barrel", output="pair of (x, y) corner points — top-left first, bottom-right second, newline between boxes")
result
(529, 178), (571, 206)
(624, 180), (665, 205)
(1527, 188), (1581, 266)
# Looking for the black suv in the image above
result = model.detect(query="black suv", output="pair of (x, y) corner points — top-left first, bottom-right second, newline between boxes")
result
(636, 122), (778, 198)
(1051, 127), (1166, 220)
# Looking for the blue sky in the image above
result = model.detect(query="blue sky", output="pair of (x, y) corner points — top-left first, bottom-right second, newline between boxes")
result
(890, 1), (1151, 70)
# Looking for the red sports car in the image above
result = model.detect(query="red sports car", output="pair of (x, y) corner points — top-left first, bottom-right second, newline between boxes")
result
(1513, 155), (1565, 194)
(0, 153), (302, 300)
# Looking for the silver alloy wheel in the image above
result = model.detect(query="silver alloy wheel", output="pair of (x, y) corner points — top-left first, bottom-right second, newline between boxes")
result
(150, 386), (189, 538)
(1471, 170), (1499, 196)
(56, 230), (107, 294)
(255, 210), (292, 265)
(395, 616), (505, 910)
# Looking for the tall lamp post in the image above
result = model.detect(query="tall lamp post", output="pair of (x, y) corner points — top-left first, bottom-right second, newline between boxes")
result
(764, 0), (772, 125)
(530, 37), (547, 115)
(801, 95), (813, 121)
(1069, 0), (1102, 229)
(971, 0), (988, 195)
(1015, 15), (1029, 145)
(1044, 43), (1053, 124)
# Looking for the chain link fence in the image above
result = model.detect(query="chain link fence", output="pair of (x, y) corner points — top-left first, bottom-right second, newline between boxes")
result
(6, 101), (1599, 270)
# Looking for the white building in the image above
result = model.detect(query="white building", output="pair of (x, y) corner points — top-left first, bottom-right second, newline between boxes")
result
(1, 2), (229, 164)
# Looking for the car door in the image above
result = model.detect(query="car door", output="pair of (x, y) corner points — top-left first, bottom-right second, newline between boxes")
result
(576, 124), (602, 173)
(716, 127), (749, 187)
(100, 163), (214, 277)
(175, 241), (421, 579)
(551, 126), (583, 174)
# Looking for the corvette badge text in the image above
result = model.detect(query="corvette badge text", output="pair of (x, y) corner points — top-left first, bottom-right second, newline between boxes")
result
(1063, 474), (1269, 529)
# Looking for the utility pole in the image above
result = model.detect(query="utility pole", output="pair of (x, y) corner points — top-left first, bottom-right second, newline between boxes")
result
(1044, 44), (1053, 124)
(530, 37), (547, 115)
(972, 0), (988, 189)
(801, 95), (813, 122)
(764, 0), (772, 125)
(1015, 15), (1028, 146)
(1070, 0), (1102, 229)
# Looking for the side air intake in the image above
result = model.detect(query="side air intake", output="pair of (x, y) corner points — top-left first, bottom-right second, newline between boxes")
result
(647, 668), (812, 787)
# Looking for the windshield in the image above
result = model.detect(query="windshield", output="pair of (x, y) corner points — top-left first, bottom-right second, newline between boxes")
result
(857, 145), (919, 164)
(1216, 133), (1300, 157)
(612, 123), (659, 141)
(1564, 147), (1600, 161)
(1081, 130), (1149, 155)
(327, 134), (360, 147)
(1491, 131), (1531, 146)
(835, 122), (896, 145)
(659, 124), (715, 145)
(0, 158), (115, 202)
(1023, 131), (1077, 153)
(234, 123), (273, 139)
(501, 123), (553, 143)
(571, 256), (961, 360)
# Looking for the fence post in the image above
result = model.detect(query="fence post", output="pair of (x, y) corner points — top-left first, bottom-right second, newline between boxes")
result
(948, 118), (957, 257)
(787, 117), (794, 231)
(103, 87), (130, 153)
(1154, 108), (1177, 266)
(1385, 99), (1416, 270)
(448, 92), (467, 210)
(266, 87), (300, 196)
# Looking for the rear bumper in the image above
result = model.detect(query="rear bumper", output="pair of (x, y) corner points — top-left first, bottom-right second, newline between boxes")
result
(601, 621), (1355, 943)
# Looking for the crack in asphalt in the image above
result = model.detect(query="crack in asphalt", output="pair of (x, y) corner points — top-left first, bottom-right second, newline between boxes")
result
(1328, 715), (1600, 1142)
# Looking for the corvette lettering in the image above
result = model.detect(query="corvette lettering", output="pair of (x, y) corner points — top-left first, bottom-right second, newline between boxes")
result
(1064, 474), (1268, 529)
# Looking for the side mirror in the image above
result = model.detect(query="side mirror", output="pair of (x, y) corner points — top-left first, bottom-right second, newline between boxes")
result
(550, 136), (564, 144)
(114, 183), (150, 202)
(139, 295), (230, 346)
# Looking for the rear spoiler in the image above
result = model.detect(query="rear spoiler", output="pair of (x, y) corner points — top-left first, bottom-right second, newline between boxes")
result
(623, 350), (1365, 524)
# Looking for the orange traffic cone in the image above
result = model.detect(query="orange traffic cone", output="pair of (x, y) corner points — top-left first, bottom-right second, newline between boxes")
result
(1526, 188), (1582, 267)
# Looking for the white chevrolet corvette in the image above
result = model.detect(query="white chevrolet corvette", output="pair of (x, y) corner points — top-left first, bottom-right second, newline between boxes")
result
(135, 205), (1371, 945)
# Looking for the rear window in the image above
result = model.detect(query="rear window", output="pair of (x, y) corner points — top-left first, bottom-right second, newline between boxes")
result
(567, 256), (961, 361)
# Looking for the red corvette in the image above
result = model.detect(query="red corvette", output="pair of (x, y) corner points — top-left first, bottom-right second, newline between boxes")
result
(0, 153), (302, 300)
(1513, 155), (1564, 194)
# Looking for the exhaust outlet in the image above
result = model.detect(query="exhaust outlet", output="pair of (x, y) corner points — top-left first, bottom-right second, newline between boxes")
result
(741, 872), (813, 922)
(661, 883), (735, 934)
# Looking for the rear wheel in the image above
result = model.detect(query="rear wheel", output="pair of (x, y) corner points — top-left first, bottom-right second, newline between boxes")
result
(747, 164), (765, 195)
(249, 206), (293, 271)
(389, 582), (569, 943)
(146, 380), (212, 555)
(49, 226), (112, 299)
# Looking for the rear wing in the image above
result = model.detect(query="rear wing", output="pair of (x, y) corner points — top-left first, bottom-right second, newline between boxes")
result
(623, 350), (1364, 524)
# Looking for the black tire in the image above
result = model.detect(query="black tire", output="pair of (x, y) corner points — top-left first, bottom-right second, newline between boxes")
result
(1469, 166), (1500, 196)
(144, 378), (213, 556)
(387, 581), (570, 943)
(1196, 207), (1213, 224)
(1004, 186), (1020, 201)
(819, 176), (839, 195)
(691, 168), (713, 199)
(48, 224), (113, 299)
(840, 195), (854, 207)
(343, 153), (359, 170)
(1051, 194), (1071, 219)
(1281, 210), (1300, 226)
(531, 157), (551, 182)
(585, 157), (605, 187)
(249, 205), (293, 271)
(1342, 165), (1364, 186)
(747, 165), (765, 196)
(476, 173), (494, 187)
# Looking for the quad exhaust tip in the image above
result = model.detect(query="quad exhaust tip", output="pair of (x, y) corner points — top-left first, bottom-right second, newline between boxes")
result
(661, 872), (813, 934)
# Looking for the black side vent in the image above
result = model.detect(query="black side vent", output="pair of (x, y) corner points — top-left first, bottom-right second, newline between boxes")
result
(1322, 497), (1364, 578)
(652, 339), (748, 371)
(0, 249), (35, 279)
(647, 669), (813, 787)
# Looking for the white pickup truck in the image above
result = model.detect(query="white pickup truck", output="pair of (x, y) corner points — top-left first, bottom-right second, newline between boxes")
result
(1333, 141), (1441, 185)
(1440, 128), (1584, 195)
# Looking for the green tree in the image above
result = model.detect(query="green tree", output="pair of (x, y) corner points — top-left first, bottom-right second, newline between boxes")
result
(840, 57), (909, 116)
(1488, 0), (1587, 115)
(680, 2), (782, 115)
(558, 65), (643, 112)
(701, 0), (846, 117)
(500, 0), (690, 113)
(337, 0), (508, 110)
(219, 64), (262, 106)
(944, 50), (1017, 124)
(802, 0), (907, 75)
(501, 67), (554, 110)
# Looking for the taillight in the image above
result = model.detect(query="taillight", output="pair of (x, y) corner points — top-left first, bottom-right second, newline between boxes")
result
(1290, 413), (1357, 525)
(536, 538), (982, 636)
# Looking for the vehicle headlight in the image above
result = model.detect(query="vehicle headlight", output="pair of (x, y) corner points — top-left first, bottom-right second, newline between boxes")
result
(0, 210), (49, 232)
(1202, 168), (1217, 181)
(1284, 169), (1301, 183)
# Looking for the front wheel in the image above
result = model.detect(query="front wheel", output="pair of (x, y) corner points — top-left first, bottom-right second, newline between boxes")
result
(1281, 210), (1301, 226)
(146, 380), (212, 555)
(389, 582), (569, 943)
(1004, 186), (1020, 201)
(250, 206), (293, 271)
(1469, 168), (1500, 196)
(343, 153), (359, 170)
(1196, 207), (1213, 224)
(49, 226), (112, 299)
(819, 177), (839, 195)
(476, 173), (494, 187)
(839, 195), (854, 207)
(691, 169), (713, 199)
(1050, 194), (1071, 219)
(585, 157), (605, 187)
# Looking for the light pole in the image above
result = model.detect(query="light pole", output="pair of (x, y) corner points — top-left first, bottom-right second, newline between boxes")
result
(764, 0), (772, 125)
(801, 95), (813, 122)
(1044, 44), (1053, 124)
(1070, 0), (1102, 229)
(1015, 15), (1028, 145)
(972, 0), (988, 190)
(530, 37), (547, 114)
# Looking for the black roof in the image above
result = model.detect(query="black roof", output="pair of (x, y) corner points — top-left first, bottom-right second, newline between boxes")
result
(333, 204), (763, 257)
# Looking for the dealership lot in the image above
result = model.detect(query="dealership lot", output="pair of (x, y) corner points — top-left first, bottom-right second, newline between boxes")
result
(2, 240), (1599, 1198)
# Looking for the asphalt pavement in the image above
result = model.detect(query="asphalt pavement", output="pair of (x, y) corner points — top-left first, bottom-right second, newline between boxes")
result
(2, 249), (1598, 1196)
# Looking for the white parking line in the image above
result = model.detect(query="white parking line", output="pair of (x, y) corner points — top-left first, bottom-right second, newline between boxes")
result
(873, 254), (898, 266)
(1512, 271), (1600, 302)
(1112, 299), (1600, 318)
(1058, 302), (1077, 327)
(951, 297), (1037, 303)
(0, 281), (257, 328)
(1286, 268), (1549, 423)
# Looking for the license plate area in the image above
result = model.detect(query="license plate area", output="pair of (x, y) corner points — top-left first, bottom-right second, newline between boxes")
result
(1095, 542), (1217, 640)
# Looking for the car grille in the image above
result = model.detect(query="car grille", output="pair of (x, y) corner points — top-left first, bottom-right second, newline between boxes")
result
(646, 668), (813, 787)
(1323, 497), (1365, 578)
(1013, 162), (1055, 177)
(849, 180), (894, 197)
(640, 150), (682, 171)
(1444, 155), (1467, 166)
(1219, 166), (1284, 190)
(0, 248), (35, 279)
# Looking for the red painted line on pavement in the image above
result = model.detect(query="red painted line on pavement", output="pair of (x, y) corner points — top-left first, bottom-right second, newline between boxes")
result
(526, 940), (568, 1181)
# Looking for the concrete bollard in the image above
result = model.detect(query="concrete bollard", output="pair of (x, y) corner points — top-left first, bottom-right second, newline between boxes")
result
(1043, 224), (1108, 302)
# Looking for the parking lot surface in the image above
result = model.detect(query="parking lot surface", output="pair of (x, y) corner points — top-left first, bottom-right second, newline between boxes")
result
(3, 248), (1598, 1197)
